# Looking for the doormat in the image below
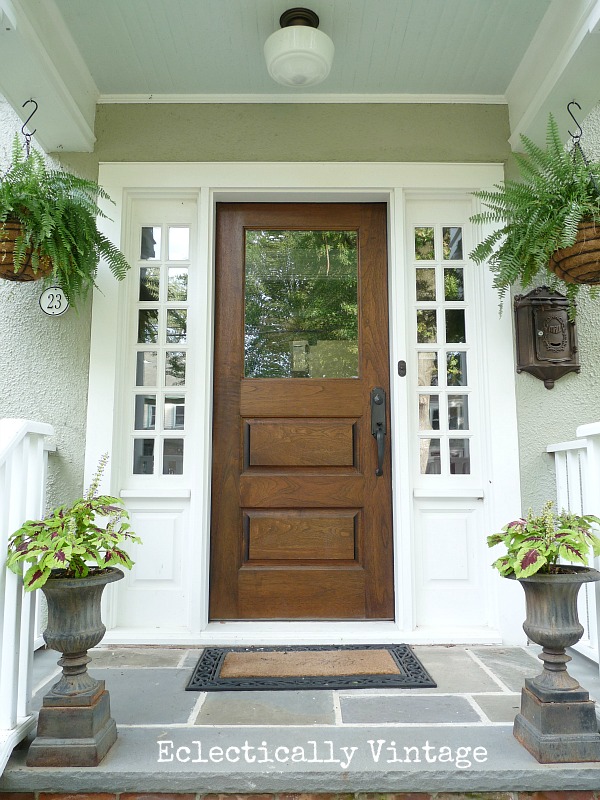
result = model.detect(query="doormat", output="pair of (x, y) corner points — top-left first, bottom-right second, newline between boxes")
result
(186, 644), (436, 691)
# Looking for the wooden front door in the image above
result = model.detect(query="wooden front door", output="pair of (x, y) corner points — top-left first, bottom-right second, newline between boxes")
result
(210, 203), (393, 620)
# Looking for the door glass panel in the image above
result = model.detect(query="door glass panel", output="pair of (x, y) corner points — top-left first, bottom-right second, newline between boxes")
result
(447, 351), (467, 386)
(419, 394), (439, 430)
(167, 267), (188, 301)
(168, 226), (190, 260)
(136, 351), (157, 386)
(442, 226), (463, 260)
(140, 226), (161, 260)
(166, 309), (187, 343)
(444, 267), (464, 301)
(417, 310), (437, 343)
(450, 438), (470, 474)
(138, 309), (159, 343)
(165, 351), (186, 386)
(420, 438), (441, 474)
(133, 438), (154, 474)
(139, 267), (160, 301)
(163, 439), (184, 474)
(244, 230), (358, 378)
(418, 352), (438, 386)
(448, 394), (469, 430)
(415, 227), (435, 260)
(416, 268), (436, 300)
(134, 395), (156, 430)
(164, 396), (185, 429)
(445, 309), (466, 343)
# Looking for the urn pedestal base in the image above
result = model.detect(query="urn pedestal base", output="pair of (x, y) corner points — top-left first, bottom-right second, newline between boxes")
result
(26, 682), (117, 767)
(514, 680), (600, 763)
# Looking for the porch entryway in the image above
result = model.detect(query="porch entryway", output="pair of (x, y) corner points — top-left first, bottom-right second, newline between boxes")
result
(2, 643), (600, 794)
(210, 203), (393, 620)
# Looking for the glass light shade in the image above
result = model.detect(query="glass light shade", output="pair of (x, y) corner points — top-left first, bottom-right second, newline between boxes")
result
(264, 25), (334, 87)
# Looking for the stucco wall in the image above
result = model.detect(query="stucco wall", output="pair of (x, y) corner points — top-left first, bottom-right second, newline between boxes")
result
(0, 97), (92, 507)
(515, 103), (600, 513)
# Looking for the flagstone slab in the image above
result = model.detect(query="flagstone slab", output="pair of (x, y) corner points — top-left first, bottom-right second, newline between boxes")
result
(339, 694), (482, 724)
(195, 690), (336, 725)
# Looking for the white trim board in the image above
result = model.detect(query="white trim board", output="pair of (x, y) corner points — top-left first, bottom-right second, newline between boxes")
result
(88, 161), (524, 646)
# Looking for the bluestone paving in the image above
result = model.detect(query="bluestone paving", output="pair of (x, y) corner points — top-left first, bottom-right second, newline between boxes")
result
(195, 690), (336, 725)
(471, 646), (540, 692)
(339, 694), (482, 724)
(6, 644), (600, 794)
(471, 694), (522, 723)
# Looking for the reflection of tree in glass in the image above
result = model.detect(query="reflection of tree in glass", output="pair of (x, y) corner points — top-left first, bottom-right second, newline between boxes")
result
(415, 227), (435, 260)
(140, 268), (160, 301)
(166, 351), (186, 386)
(168, 271), (188, 301)
(244, 230), (358, 378)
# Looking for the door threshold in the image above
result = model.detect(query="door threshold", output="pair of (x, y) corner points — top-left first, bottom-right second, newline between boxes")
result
(102, 621), (504, 647)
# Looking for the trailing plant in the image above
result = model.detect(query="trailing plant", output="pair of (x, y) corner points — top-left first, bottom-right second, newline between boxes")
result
(6, 453), (141, 591)
(487, 501), (600, 578)
(470, 114), (600, 310)
(0, 135), (130, 304)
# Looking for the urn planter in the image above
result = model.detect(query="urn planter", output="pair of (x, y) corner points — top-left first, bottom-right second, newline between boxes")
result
(512, 566), (600, 763)
(26, 568), (124, 767)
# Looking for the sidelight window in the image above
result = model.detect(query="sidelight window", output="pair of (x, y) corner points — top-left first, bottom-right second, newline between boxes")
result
(132, 224), (189, 475)
(413, 224), (473, 476)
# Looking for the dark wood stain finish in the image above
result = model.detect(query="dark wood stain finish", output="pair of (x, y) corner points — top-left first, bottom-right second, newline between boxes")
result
(210, 203), (394, 620)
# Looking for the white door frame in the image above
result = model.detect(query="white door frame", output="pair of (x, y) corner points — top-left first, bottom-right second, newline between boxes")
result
(86, 162), (524, 645)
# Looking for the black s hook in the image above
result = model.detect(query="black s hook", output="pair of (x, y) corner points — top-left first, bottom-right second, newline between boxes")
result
(567, 99), (583, 143)
(21, 99), (38, 155)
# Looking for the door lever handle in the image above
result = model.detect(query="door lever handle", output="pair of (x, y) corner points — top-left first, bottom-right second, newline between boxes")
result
(370, 387), (386, 477)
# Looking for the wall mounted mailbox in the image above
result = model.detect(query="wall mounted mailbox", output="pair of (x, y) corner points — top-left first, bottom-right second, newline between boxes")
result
(514, 286), (580, 389)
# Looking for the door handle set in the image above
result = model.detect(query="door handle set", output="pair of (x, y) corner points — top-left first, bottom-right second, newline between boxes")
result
(370, 387), (386, 477)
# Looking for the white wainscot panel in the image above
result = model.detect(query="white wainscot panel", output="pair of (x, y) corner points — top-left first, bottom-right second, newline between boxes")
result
(114, 500), (190, 630)
(414, 500), (487, 629)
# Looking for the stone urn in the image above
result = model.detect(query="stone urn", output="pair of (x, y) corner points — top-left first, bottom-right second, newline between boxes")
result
(513, 566), (600, 763)
(27, 568), (124, 767)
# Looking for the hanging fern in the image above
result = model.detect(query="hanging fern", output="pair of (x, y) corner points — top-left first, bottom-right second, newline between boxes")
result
(0, 136), (130, 305)
(470, 114), (600, 311)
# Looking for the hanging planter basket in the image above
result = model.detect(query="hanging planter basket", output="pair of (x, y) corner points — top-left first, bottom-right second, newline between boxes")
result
(549, 220), (600, 285)
(0, 219), (53, 282)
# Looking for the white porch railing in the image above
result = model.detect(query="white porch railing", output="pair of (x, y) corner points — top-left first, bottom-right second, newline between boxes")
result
(0, 418), (53, 774)
(547, 421), (600, 665)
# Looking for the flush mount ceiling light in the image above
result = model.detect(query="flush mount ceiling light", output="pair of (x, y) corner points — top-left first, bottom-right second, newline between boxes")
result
(264, 7), (334, 87)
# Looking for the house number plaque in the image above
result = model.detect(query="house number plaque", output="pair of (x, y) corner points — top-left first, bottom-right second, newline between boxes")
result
(39, 287), (69, 316)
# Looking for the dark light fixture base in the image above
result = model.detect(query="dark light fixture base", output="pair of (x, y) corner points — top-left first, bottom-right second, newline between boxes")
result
(279, 7), (319, 28)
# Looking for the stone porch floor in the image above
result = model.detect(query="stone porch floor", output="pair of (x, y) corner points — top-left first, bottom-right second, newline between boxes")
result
(1, 644), (600, 794)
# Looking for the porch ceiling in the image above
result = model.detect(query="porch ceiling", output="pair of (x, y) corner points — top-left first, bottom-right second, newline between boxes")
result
(0, 0), (599, 152)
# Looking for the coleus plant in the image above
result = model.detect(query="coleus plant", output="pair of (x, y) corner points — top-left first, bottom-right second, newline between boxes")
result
(488, 501), (600, 578)
(6, 453), (141, 591)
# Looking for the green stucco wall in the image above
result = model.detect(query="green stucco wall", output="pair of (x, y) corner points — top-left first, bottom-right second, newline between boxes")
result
(58, 102), (511, 175)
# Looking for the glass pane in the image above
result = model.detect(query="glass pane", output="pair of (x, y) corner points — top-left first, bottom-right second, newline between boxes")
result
(163, 439), (184, 475)
(450, 438), (470, 474)
(244, 230), (358, 378)
(133, 438), (154, 474)
(444, 267), (464, 301)
(448, 394), (469, 430)
(419, 394), (439, 430)
(165, 351), (186, 386)
(166, 309), (187, 343)
(139, 267), (160, 301)
(447, 351), (467, 386)
(134, 395), (156, 430)
(445, 309), (466, 343)
(136, 351), (158, 386)
(168, 227), (190, 260)
(443, 227), (463, 260)
(420, 438), (441, 474)
(418, 352), (438, 386)
(167, 267), (188, 301)
(416, 268), (436, 301)
(415, 227), (435, 260)
(138, 309), (159, 343)
(141, 226), (161, 260)
(417, 310), (437, 343)
(165, 396), (185, 430)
